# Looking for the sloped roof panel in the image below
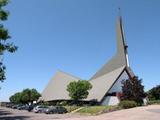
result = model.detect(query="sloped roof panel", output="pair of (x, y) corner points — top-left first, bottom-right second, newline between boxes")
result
(87, 66), (125, 102)
(41, 71), (80, 101)
(90, 16), (127, 80)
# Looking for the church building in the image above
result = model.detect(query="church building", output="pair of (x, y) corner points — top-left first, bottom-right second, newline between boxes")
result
(40, 15), (135, 105)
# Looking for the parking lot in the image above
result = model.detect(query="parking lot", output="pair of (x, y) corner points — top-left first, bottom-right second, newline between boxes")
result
(1, 105), (160, 120)
(0, 107), (83, 120)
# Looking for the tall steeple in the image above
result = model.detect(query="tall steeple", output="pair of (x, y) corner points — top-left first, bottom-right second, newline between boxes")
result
(90, 12), (129, 80)
(116, 13), (130, 67)
(41, 9), (135, 105)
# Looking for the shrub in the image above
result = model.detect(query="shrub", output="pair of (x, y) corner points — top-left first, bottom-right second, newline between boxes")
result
(121, 76), (145, 105)
(40, 101), (49, 106)
(119, 100), (137, 109)
(64, 106), (80, 113)
(59, 101), (68, 106)
(148, 100), (160, 105)
(147, 85), (160, 100)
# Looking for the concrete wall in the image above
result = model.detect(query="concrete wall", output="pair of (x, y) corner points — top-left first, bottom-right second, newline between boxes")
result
(101, 96), (120, 106)
(102, 70), (129, 105)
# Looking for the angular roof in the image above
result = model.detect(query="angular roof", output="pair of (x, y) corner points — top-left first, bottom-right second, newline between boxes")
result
(85, 16), (133, 102)
(41, 71), (80, 101)
(90, 16), (128, 80)
(87, 66), (125, 101)
(41, 16), (134, 103)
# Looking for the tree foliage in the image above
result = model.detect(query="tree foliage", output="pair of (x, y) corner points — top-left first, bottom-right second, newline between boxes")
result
(21, 88), (41, 104)
(121, 76), (145, 105)
(147, 85), (160, 100)
(9, 88), (41, 104)
(67, 80), (92, 102)
(9, 92), (21, 103)
(0, 0), (17, 82)
(118, 100), (137, 109)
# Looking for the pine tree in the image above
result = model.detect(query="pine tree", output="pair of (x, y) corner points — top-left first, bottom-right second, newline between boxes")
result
(0, 0), (17, 82)
(121, 76), (145, 105)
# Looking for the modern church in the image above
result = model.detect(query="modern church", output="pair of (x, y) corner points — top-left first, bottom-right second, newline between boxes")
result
(40, 15), (135, 105)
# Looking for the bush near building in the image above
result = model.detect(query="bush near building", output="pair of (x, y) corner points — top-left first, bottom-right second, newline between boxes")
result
(147, 85), (160, 100)
(120, 76), (145, 105)
(64, 106), (81, 113)
(118, 100), (137, 109)
(148, 100), (160, 105)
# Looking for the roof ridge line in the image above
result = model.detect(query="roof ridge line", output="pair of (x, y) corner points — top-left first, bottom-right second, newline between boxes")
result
(89, 66), (126, 81)
(56, 70), (81, 80)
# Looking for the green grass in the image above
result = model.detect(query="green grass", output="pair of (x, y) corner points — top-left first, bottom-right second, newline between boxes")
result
(64, 106), (81, 113)
(76, 105), (119, 115)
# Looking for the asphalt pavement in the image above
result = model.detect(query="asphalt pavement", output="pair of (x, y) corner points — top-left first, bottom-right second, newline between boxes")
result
(0, 105), (160, 120)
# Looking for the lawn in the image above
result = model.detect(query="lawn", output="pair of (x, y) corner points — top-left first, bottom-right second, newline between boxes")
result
(76, 105), (119, 115)
(64, 106), (81, 113)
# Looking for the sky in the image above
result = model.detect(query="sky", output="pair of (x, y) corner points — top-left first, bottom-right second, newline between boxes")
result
(0, 0), (160, 101)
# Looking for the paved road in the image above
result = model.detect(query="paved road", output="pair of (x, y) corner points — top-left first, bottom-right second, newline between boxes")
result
(0, 107), (83, 120)
(0, 105), (160, 120)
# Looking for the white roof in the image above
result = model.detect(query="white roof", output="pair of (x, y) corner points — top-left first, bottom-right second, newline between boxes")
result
(41, 71), (80, 101)
(87, 66), (125, 101)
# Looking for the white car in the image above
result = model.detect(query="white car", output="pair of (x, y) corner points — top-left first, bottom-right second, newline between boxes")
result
(33, 105), (49, 113)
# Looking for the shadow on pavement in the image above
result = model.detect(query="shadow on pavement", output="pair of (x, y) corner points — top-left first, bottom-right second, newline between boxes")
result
(0, 109), (12, 115)
(0, 116), (30, 120)
(0, 108), (30, 120)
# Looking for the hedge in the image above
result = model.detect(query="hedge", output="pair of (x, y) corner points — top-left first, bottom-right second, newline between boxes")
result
(118, 100), (137, 109)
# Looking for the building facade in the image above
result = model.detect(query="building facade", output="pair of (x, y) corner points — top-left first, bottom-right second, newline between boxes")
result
(40, 16), (135, 105)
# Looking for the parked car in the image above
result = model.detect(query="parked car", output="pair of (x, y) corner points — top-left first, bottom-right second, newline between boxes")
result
(33, 105), (49, 113)
(12, 104), (21, 109)
(27, 104), (36, 112)
(17, 105), (29, 110)
(45, 106), (67, 114)
(6, 103), (14, 108)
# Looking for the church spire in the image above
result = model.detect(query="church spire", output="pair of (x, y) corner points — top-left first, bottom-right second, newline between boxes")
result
(90, 10), (130, 80)
(116, 9), (130, 67)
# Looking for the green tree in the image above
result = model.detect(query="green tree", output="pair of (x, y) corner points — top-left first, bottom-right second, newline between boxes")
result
(121, 76), (145, 105)
(147, 85), (160, 100)
(0, 0), (17, 82)
(9, 88), (41, 104)
(20, 89), (31, 104)
(30, 89), (41, 102)
(9, 92), (22, 104)
(21, 88), (41, 104)
(67, 80), (92, 103)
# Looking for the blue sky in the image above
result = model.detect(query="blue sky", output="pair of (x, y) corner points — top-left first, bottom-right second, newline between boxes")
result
(0, 0), (160, 101)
